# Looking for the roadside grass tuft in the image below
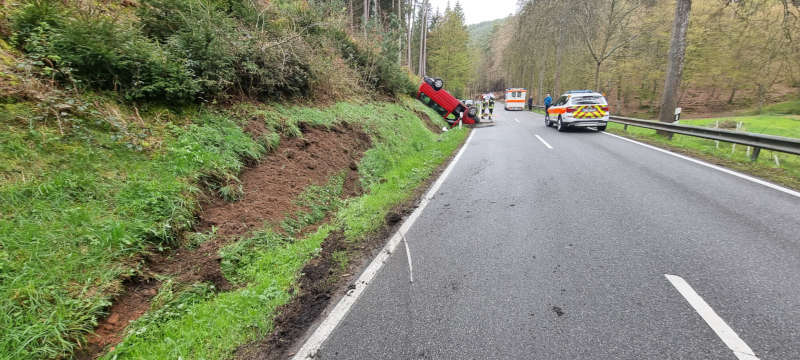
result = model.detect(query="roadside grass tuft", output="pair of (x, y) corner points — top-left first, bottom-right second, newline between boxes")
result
(754, 99), (800, 115)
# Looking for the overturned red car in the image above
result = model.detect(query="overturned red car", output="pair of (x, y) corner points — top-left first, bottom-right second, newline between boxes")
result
(417, 77), (479, 127)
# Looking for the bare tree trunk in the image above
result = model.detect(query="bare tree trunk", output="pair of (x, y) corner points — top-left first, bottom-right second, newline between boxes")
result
(407, 0), (415, 70)
(422, 11), (428, 76)
(398, 0), (403, 63)
(374, 0), (381, 25)
(553, 26), (564, 97)
(538, 65), (545, 105)
(727, 86), (737, 105)
(756, 84), (766, 113)
(418, 3), (427, 77)
(363, 0), (370, 36)
(594, 61), (601, 91)
(657, 0), (692, 137)
(349, 0), (354, 31)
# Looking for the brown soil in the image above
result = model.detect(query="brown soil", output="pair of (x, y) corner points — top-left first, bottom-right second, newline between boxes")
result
(234, 129), (472, 360)
(199, 123), (371, 237)
(414, 109), (443, 134)
(76, 277), (159, 358)
(81, 124), (371, 359)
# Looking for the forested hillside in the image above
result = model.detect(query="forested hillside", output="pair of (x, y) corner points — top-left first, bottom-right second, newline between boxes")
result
(472, 0), (800, 116)
(0, 1), (469, 359)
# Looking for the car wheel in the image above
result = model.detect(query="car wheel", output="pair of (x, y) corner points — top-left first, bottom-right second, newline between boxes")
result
(597, 125), (607, 131)
(557, 117), (566, 132)
(433, 78), (443, 91)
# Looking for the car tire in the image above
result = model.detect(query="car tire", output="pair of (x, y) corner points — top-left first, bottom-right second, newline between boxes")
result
(544, 117), (551, 127)
(433, 78), (443, 91)
(557, 117), (566, 132)
(597, 125), (607, 131)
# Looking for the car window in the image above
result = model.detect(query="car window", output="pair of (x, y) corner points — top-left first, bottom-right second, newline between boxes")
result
(556, 96), (568, 106)
(419, 93), (449, 116)
(571, 96), (606, 105)
(420, 93), (432, 105)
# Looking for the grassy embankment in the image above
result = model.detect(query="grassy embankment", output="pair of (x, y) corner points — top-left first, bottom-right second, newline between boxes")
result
(1, 96), (465, 359)
(1, 0), (463, 358)
(607, 99), (800, 189)
(105, 99), (466, 359)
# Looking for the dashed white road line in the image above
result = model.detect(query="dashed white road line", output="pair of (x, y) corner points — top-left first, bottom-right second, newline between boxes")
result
(291, 130), (475, 359)
(602, 131), (800, 199)
(665, 274), (760, 360)
(514, 118), (520, 123)
(534, 134), (553, 149)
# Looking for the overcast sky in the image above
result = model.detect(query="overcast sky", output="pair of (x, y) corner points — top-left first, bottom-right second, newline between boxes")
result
(427, 0), (519, 25)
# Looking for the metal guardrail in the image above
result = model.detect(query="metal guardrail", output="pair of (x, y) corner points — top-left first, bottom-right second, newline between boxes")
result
(530, 105), (800, 161)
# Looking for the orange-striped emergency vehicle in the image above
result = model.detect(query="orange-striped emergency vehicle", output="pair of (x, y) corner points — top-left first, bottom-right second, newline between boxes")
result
(504, 88), (527, 111)
(545, 90), (610, 132)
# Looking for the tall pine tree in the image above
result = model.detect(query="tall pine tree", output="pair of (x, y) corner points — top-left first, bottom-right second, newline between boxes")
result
(426, 2), (472, 98)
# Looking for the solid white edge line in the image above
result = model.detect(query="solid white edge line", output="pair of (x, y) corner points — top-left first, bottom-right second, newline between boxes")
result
(292, 129), (475, 359)
(402, 233), (413, 283)
(602, 131), (800, 199)
(664, 274), (760, 360)
(534, 134), (553, 149)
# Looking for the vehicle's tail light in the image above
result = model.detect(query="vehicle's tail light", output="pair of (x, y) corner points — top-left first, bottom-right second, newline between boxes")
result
(566, 107), (577, 113)
(601, 106), (609, 112)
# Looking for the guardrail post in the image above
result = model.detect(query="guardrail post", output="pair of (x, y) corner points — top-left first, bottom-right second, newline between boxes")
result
(750, 147), (761, 162)
(624, 124), (628, 132)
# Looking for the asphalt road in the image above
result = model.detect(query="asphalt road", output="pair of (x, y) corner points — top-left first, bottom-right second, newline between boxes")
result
(306, 106), (800, 359)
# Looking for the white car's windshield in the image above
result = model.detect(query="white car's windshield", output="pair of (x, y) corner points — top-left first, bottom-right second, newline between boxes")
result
(571, 95), (606, 105)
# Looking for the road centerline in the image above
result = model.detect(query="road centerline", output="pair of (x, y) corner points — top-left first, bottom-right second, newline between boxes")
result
(534, 134), (553, 149)
(665, 274), (760, 360)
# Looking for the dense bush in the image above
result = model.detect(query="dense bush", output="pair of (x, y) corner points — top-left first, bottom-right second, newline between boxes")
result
(8, 0), (64, 45)
(9, 0), (412, 104)
(12, 1), (199, 103)
(138, 0), (315, 100)
(328, 29), (415, 96)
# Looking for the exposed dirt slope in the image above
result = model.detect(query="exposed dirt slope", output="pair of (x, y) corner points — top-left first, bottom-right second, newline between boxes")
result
(235, 130), (470, 360)
(81, 124), (371, 358)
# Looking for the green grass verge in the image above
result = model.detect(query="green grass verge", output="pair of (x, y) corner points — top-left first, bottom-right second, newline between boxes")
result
(103, 99), (467, 359)
(607, 113), (800, 190)
(754, 99), (800, 115)
(1, 93), (465, 359)
(0, 104), (263, 359)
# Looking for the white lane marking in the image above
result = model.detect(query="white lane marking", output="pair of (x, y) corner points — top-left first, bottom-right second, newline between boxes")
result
(514, 118), (520, 123)
(602, 131), (800, 199)
(534, 134), (553, 149)
(292, 130), (475, 359)
(401, 233), (413, 283)
(665, 274), (760, 360)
